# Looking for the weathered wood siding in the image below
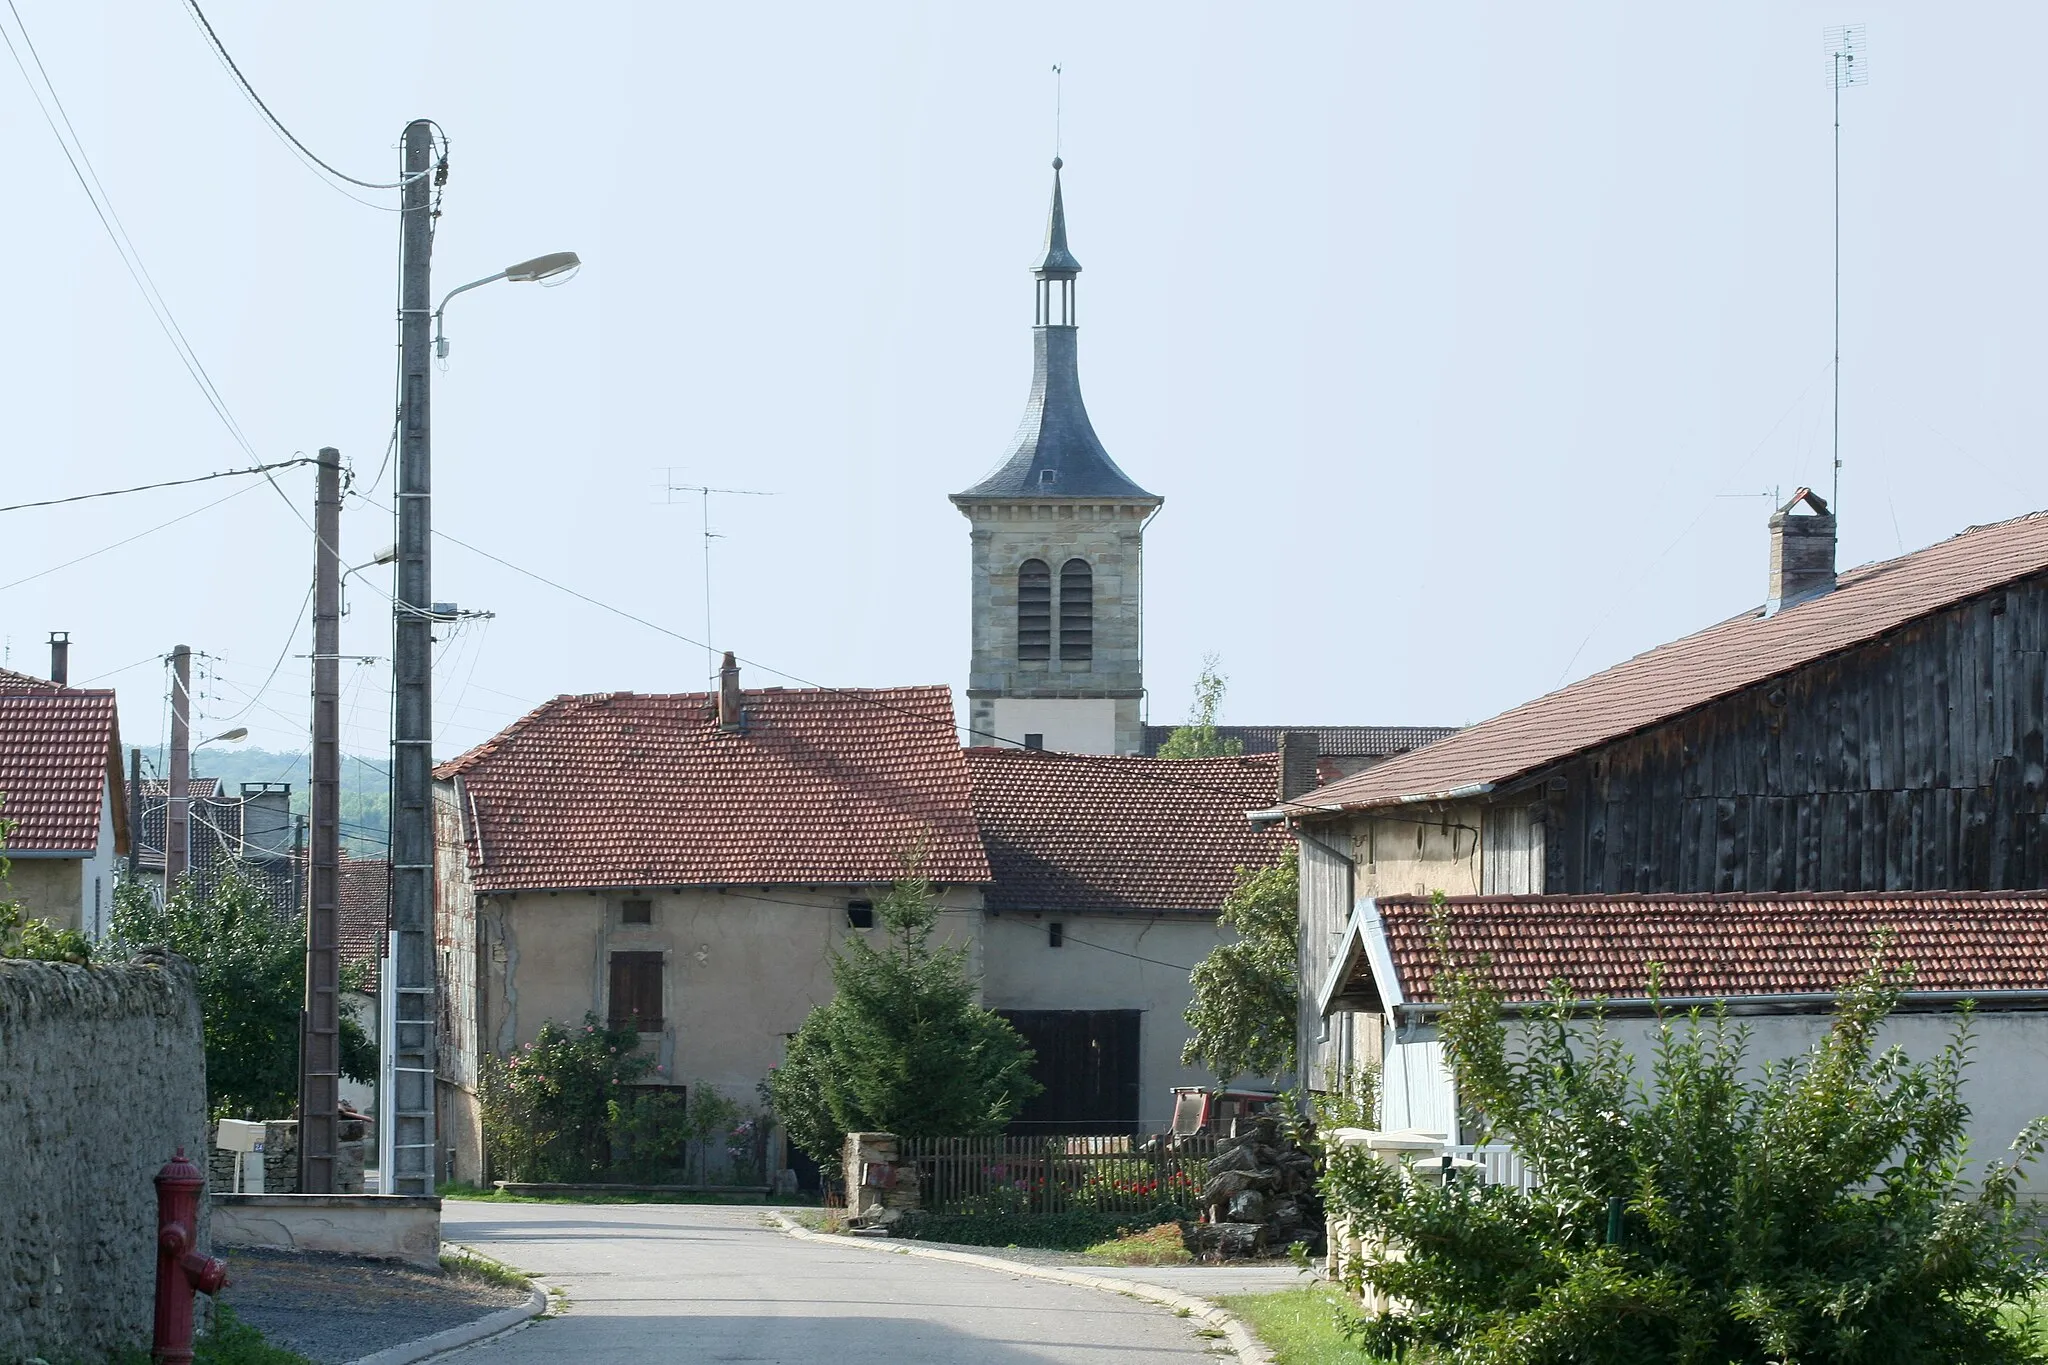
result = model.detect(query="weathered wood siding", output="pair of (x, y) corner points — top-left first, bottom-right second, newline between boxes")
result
(1543, 579), (2048, 893)
(1297, 828), (1353, 1090)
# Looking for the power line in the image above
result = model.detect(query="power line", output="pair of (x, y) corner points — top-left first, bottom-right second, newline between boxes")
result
(0, 0), (258, 461)
(0, 482), (262, 595)
(204, 584), (314, 729)
(178, 0), (429, 198)
(0, 458), (315, 515)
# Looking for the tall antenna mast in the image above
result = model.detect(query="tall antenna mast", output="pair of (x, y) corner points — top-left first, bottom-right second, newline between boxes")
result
(661, 473), (773, 682)
(1052, 63), (1064, 159)
(1824, 24), (1867, 514)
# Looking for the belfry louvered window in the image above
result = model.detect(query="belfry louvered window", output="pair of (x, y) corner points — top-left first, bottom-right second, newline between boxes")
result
(1059, 559), (1093, 662)
(1017, 559), (1052, 660)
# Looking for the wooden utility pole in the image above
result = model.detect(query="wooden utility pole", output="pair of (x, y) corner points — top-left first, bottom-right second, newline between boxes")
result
(388, 118), (439, 1195)
(165, 644), (192, 889)
(300, 447), (343, 1193)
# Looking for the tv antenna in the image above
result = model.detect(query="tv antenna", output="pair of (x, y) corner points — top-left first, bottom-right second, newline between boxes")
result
(1824, 24), (1867, 515)
(659, 473), (774, 682)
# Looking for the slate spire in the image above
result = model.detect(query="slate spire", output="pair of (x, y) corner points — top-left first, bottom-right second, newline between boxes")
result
(951, 160), (1158, 505)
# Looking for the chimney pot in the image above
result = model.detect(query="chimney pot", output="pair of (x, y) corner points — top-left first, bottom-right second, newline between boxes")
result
(1766, 488), (1836, 616)
(47, 631), (69, 686)
(717, 651), (743, 731)
(1278, 730), (1321, 804)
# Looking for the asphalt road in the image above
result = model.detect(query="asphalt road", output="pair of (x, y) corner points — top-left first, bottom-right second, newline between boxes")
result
(441, 1200), (1231, 1364)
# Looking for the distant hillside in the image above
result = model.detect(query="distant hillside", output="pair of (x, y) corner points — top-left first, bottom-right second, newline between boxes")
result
(138, 746), (389, 858)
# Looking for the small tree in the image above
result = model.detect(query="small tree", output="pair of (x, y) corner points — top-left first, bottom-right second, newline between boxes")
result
(1324, 934), (2048, 1365)
(1182, 848), (1299, 1082)
(108, 871), (373, 1118)
(767, 873), (1040, 1161)
(1155, 654), (1245, 759)
(481, 1014), (653, 1181)
(0, 815), (91, 963)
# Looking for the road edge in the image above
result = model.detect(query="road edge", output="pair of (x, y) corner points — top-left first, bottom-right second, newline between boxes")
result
(339, 1245), (554, 1365)
(766, 1213), (1275, 1364)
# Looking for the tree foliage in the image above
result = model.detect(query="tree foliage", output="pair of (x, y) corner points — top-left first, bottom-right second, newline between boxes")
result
(1155, 653), (1245, 759)
(767, 873), (1041, 1161)
(481, 1014), (655, 1181)
(1181, 848), (1299, 1082)
(0, 816), (92, 963)
(108, 871), (373, 1119)
(1323, 937), (2048, 1364)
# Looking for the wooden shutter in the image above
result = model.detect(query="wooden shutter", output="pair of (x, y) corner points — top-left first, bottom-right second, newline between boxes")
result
(1017, 560), (1052, 660)
(608, 951), (664, 1031)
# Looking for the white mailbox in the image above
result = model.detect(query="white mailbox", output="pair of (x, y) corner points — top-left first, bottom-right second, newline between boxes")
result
(216, 1119), (267, 1193)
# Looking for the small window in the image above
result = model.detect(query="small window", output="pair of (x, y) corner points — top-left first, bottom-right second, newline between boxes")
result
(1058, 559), (1092, 662)
(1049, 922), (1064, 948)
(1038, 468), (1058, 488)
(620, 898), (652, 925)
(608, 951), (664, 1032)
(846, 900), (875, 930)
(1023, 733), (1044, 751)
(1017, 559), (1051, 660)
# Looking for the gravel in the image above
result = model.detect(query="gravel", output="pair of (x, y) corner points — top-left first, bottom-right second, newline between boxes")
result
(219, 1248), (532, 1364)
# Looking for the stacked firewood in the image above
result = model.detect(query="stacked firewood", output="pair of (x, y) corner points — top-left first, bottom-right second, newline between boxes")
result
(1188, 1115), (1319, 1258)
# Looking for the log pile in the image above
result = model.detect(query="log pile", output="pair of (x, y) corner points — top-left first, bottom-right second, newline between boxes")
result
(1187, 1115), (1319, 1259)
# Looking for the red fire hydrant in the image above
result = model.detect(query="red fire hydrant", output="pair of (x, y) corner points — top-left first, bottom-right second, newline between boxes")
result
(154, 1148), (228, 1365)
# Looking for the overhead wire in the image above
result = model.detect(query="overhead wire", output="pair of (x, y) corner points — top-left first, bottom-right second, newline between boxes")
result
(0, 458), (316, 514)
(0, 0), (258, 461)
(203, 584), (314, 729)
(0, 483), (262, 594)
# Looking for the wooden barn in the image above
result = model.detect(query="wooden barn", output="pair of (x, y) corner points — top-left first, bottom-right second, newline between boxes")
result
(1264, 493), (2048, 1088)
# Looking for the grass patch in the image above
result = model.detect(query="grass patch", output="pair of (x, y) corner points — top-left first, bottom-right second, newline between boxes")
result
(440, 1247), (532, 1291)
(1082, 1222), (1193, 1266)
(789, 1208), (850, 1234)
(1216, 1287), (1382, 1365)
(892, 1205), (1196, 1252)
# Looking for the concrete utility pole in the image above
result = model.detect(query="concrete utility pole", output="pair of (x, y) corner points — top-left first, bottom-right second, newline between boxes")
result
(166, 645), (193, 889)
(300, 447), (343, 1193)
(389, 119), (439, 1196)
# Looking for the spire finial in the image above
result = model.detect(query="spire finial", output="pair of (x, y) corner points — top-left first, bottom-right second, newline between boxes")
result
(1033, 157), (1079, 276)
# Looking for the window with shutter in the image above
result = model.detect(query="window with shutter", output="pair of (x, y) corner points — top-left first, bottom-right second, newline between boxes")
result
(608, 951), (664, 1032)
(1059, 559), (1092, 662)
(1017, 559), (1051, 660)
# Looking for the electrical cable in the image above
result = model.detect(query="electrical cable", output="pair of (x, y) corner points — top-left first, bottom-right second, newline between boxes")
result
(178, 0), (429, 196)
(204, 584), (314, 729)
(0, 458), (315, 514)
(1, 0), (258, 460)
(0, 483), (261, 594)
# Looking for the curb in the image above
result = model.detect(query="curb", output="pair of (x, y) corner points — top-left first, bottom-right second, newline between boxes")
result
(767, 1213), (1274, 1364)
(340, 1247), (555, 1365)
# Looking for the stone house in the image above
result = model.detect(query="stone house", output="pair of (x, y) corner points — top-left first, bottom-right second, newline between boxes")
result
(337, 855), (388, 1118)
(1267, 496), (2048, 1091)
(1318, 887), (2048, 1188)
(0, 665), (129, 936)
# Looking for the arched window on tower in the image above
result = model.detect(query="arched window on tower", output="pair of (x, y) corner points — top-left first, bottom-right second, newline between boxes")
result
(1017, 560), (1051, 660)
(1059, 558), (1093, 662)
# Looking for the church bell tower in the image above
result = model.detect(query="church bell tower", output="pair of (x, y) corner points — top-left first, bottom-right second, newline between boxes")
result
(952, 160), (1161, 755)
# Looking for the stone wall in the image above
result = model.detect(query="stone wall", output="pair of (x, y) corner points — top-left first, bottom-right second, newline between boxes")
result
(209, 1119), (370, 1194)
(0, 948), (208, 1361)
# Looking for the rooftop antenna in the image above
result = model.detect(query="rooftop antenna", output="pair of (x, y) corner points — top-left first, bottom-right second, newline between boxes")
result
(1825, 24), (1867, 516)
(1052, 63), (1063, 159)
(659, 472), (774, 683)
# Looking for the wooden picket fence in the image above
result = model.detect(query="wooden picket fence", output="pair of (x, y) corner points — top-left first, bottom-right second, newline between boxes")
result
(902, 1134), (1216, 1216)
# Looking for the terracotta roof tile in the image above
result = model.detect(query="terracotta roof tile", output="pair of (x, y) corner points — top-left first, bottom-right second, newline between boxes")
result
(1305, 510), (2048, 812)
(1370, 891), (2048, 1005)
(1140, 725), (1458, 759)
(338, 857), (388, 991)
(966, 749), (1290, 913)
(436, 685), (990, 892)
(0, 690), (119, 853)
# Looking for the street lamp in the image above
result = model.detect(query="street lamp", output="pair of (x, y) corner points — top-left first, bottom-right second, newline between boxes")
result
(196, 727), (248, 748)
(342, 545), (398, 618)
(434, 251), (581, 358)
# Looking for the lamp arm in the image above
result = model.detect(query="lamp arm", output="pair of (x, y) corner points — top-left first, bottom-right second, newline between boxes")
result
(432, 270), (510, 352)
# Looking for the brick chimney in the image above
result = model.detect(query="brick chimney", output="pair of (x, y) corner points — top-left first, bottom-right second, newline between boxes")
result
(47, 631), (68, 685)
(1766, 487), (1836, 616)
(1277, 730), (1320, 803)
(717, 651), (744, 731)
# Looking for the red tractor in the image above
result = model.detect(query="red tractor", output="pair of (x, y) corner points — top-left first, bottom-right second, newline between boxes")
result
(1168, 1086), (1284, 1140)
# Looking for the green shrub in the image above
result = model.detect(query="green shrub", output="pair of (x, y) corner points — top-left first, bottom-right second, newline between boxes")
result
(1323, 939), (2048, 1365)
(482, 1014), (653, 1181)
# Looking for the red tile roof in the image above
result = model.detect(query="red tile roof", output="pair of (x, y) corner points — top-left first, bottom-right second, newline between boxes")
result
(1300, 510), (2048, 814)
(436, 685), (990, 892)
(966, 749), (1291, 913)
(0, 667), (58, 692)
(0, 690), (122, 853)
(1357, 891), (2048, 1008)
(338, 857), (388, 991)
(1141, 725), (1458, 759)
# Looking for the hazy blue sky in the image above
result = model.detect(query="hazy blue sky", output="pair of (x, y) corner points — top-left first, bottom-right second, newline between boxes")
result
(1, 2), (2040, 763)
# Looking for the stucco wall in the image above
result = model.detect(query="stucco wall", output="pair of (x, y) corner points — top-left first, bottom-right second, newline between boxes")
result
(464, 885), (984, 1176)
(7, 855), (84, 932)
(0, 949), (209, 1361)
(980, 912), (1232, 1131)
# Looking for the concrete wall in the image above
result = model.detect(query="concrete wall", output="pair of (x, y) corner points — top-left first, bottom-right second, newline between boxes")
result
(0, 949), (209, 1362)
(980, 911), (1231, 1131)
(458, 883), (984, 1181)
(6, 855), (84, 932)
(988, 696), (1119, 755)
(211, 1195), (442, 1269)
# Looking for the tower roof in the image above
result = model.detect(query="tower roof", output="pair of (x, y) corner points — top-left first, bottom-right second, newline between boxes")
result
(953, 160), (1158, 506)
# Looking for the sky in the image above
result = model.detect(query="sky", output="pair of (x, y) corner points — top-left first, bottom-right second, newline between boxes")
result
(1, 2), (2042, 766)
